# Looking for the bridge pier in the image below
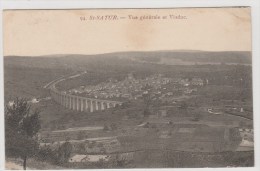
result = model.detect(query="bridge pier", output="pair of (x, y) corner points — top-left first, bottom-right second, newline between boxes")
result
(69, 96), (72, 109)
(57, 92), (59, 102)
(76, 97), (80, 111)
(80, 98), (84, 112)
(101, 102), (105, 110)
(55, 92), (58, 103)
(62, 95), (64, 106)
(107, 103), (111, 109)
(95, 101), (99, 111)
(60, 94), (63, 106)
(90, 100), (94, 112)
(98, 102), (102, 111)
(73, 97), (76, 110)
(59, 94), (62, 104)
(60, 94), (62, 106)
(58, 93), (61, 104)
(85, 99), (89, 112)
(64, 95), (67, 108)
(63, 95), (66, 107)
(66, 96), (69, 108)
(53, 92), (56, 102)
(61, 94), (64, 106)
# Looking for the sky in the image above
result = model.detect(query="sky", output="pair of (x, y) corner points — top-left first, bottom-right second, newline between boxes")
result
(3, 7), (252, 56)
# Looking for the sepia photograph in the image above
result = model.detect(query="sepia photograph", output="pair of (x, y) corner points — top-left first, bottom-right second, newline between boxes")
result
(3, 7), (254, 169)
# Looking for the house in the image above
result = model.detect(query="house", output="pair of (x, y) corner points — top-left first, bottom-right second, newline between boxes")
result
(8, 101), (14, 107)
(85, 143), (106, 153)
(180, 79), (190, 86)
(85, 137), (121, 153)
(159, 131), (171, 138)
(240, 138), (254, 147)
(31, 98), (39, 103)
(122, 94), (131, 98)
(157, 109), (168, 117)
(117, 152), (134, 161)
(191, 78), (204, 86)
(69, 154), (111, 163)
(184, 89), (193, 94)
(166, 92), (173, 96)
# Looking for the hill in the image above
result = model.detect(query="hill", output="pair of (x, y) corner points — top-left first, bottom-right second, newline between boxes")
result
(4, 50), (251, 70)
(4, 50), (252, 102)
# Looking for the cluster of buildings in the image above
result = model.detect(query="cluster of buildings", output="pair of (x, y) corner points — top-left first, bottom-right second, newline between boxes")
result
(68, 152), (134, 164)
(40, 134), (134, 164)
(83, 137), (121, 154)
(238, 128), (254, 148)
(68, 73), (205, 102)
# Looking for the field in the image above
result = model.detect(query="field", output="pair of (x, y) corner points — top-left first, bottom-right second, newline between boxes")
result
(132, 150), (254, 168)
(4, 66), (72, 102)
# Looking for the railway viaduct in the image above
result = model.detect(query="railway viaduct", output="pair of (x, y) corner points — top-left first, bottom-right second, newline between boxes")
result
(50, 89), (122, 112)
(48, 73), (123, 113)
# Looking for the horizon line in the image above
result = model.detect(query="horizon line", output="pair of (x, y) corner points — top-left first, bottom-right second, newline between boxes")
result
(4, 49), (252, 57)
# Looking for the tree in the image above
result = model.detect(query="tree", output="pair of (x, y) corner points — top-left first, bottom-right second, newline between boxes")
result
(103, 124), (109, 131)
(180, 101), (188, 110)
(57, 141), (73, 163)
(96, 158), (106, 168)
(77, 131), (86, 140)
(114, 154), (127, 168)
(110, 123), (117, 131)
(37, 145), (59, 164)
(143, 108), (151, 118)
(5, 98), (41, 170)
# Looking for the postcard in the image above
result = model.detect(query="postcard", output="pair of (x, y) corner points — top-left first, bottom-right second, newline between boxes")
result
(3, 8), (253, 169)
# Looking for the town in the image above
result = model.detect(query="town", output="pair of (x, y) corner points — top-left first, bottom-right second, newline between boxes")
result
(68, 73), (205, 103)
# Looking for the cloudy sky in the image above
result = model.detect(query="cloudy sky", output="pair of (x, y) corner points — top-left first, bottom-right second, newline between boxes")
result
(3, 7), (251, 56)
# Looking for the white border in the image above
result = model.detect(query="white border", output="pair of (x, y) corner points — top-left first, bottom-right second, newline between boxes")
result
(0, 0), (259, 9)
(0, 0), (259, 171)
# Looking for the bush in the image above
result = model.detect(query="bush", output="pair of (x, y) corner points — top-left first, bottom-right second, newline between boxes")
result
(103, 124), (109, 131)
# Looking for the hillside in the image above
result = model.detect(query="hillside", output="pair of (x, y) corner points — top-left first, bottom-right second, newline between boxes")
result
(4, 50), (252, 102)
(4, 50), (251, 70)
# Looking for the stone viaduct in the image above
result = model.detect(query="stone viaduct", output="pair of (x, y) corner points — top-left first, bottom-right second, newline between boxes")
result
(48, 74), (123, 113)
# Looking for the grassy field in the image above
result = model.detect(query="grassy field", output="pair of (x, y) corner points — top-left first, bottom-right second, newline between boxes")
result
(132, 150), (254, 168)
(4, 66), (72, 102)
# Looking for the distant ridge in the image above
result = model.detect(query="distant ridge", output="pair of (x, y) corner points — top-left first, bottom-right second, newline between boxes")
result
(4, 50), (251, 69)
(5, 50), (251, 58)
